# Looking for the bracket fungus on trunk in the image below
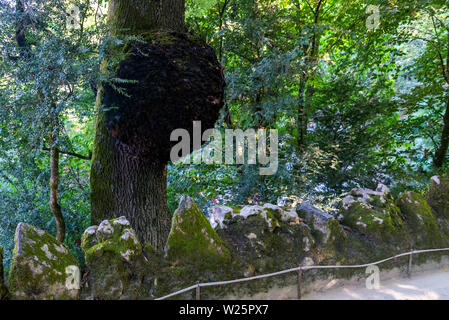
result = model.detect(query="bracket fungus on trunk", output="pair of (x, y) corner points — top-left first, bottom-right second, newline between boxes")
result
(102, 31), (226, 161)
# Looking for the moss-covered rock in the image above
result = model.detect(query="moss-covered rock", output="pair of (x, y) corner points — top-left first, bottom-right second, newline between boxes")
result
(166, 196), (231, 267)
(324, 186), (414, 276)
(0, 246), (7, 299)
(211, 203), (298, 233)
(339, 187), (406, 244)
(8, 223), (80, 300)
(81, 217), (154, 300)
(426, 176), (449, 219)
(156, 196), (235, 299)
(340, 202), (406, 240)
(342, 183), (391, 210)
(396, 191), (443, 249)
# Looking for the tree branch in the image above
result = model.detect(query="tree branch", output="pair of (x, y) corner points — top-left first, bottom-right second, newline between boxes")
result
(42, 147), (92, 160)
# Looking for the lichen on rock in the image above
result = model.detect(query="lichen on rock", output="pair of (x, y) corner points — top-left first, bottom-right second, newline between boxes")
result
(342, 183), (391, 210)
(339, 186), (406, 243)
(8, 223), (80, 300)
(166, 196), (230, 267)
(396, 191), (444, 249)
(298, 201), (333, 243)
(211, 203), (297, 233)
(81, 217), (154, 300)
(209, 205), (233, 229)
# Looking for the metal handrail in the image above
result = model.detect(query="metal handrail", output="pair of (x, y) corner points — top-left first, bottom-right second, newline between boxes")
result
(155, 247), (449, 300)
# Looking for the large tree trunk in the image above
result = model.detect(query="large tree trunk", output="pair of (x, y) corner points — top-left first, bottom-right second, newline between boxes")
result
(433, 95), (449, 170)
(91, 89), (171, 249)
(91, 0), (185, 250)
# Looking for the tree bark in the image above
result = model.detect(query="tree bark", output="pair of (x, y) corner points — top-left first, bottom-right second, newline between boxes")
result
(433, 95), (449, 170)
(15, 0), (27, 49)
(108, 0), (185, 34)
(91, 0), (185, 250)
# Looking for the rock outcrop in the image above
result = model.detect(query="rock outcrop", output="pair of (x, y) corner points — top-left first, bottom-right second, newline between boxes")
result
(166, 196), (230, 266)
(297, 201), (333, 243)
(342, 183), (391, 210)
(158, 196), (233, 298)
(339, 185), (407, 244)
(8, 223), (80, 300)
(80, 216), (155, 300)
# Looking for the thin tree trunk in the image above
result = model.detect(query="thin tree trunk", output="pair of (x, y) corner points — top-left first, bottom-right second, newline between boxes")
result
(297, 74), (307, 151)
(15, 1), (65, 242)
(433, 95), (449, 169)
(91, 0), (185, 250)
(296, 1), (322, 152)
(217, 0), (232, 128)
(49, 135), (65, 242)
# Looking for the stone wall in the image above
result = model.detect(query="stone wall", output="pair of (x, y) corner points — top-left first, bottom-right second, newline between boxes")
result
(2, 176), (449, 300)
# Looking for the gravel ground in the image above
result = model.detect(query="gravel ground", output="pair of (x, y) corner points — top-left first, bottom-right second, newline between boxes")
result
(304, 269), (449, 300)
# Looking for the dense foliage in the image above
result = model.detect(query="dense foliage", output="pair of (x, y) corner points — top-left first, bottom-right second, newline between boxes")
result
(1, 0), (449, 266)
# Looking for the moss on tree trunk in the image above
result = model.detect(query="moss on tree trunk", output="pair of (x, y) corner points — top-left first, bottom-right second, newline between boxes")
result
(108, 0), (185, 34)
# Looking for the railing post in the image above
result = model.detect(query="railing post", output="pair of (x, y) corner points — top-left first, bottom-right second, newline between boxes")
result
(297, 267), (303, 300)
(408, 249), (414, 279)
(196, 282), (201, 300)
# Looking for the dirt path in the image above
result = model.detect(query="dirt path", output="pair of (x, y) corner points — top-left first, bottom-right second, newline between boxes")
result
(304, 269), (449, 300)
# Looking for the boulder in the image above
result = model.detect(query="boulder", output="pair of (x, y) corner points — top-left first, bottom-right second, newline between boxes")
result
(239, 205), (265, 219)
(158, 196), (234, 298)
(298, 201), (333, 243)
(210, 203), (298, 232)
(339, 185), (406, 243)
(426, 175), (449, 219)
(8, 223), (80, 300)
(209, 205), (233, 229)
(262, 203), (299, 223)
(81, 217), (154, 300)
(0, 246), (7, 299)
(217, 203), (315, 279)
(165, 196), (230, 267)
(396, 191), (444, 249)
(342, 183), (391, 210)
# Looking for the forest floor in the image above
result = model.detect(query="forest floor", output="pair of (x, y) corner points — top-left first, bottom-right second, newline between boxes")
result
(304, 269), (449, 300)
